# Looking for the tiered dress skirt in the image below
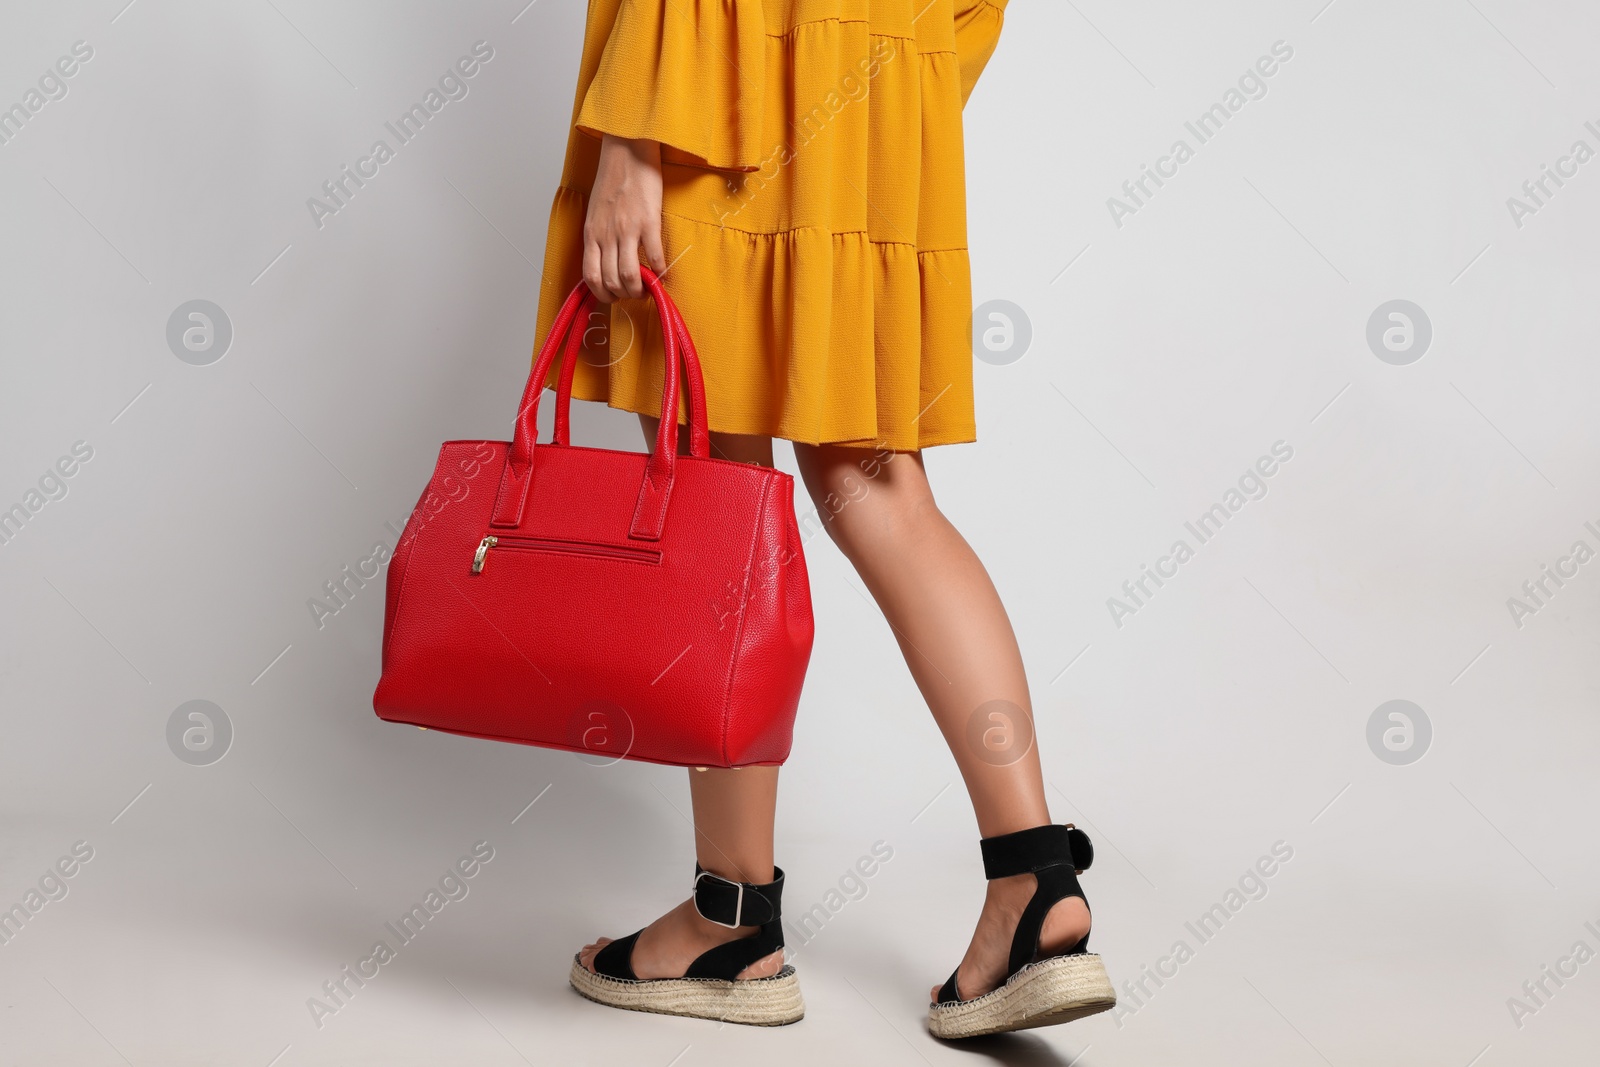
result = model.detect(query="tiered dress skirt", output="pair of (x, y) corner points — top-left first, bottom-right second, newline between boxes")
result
(534, 0), (1008, 451)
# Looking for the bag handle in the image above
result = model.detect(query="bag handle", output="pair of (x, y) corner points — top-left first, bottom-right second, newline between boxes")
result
(488, 267), (710, 540)
(553, 272), (710, 459)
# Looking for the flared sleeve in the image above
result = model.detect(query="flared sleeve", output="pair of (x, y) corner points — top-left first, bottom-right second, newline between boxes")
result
(572, 0), (767, 172)
(952, 0), (1007, 107)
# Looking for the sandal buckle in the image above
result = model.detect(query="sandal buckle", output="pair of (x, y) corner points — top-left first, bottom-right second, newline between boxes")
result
(693, 870), (745, 929)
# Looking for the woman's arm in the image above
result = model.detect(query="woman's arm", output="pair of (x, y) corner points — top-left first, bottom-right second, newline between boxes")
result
(583, 134), (665, 303)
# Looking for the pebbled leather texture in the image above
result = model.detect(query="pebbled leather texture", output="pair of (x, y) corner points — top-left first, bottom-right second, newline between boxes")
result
(373, 268), (815, 768)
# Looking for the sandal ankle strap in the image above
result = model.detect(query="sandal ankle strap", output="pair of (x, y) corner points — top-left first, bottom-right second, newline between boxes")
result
(589, 866), (788, 984)
(980, 823), (1093, 880)
(934, 824), (1096, 1003)
(693, 864), (784, 928)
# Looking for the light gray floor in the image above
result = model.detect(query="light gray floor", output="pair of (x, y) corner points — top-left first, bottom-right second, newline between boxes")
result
(4, 522), (1597, 1066)
(3, 712), (1597, 1067)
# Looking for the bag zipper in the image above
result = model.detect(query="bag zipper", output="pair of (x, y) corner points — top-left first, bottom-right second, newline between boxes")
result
(472, 534), (662, 574)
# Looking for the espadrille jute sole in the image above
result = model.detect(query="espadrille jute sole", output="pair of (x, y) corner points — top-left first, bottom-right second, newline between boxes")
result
(568, 958), (805, 1026)
(927, 953), (1115, 1039)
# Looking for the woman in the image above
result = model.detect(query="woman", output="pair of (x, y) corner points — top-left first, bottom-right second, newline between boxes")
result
(536, 0), (1114, 1038)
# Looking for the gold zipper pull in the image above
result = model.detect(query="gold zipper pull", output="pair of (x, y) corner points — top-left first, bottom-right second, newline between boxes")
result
(472, 535), (497, 574)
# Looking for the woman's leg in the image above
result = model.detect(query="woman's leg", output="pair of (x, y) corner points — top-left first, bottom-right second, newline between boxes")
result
(577, 416), (785, 981)
(790, 442), (1090, 1002)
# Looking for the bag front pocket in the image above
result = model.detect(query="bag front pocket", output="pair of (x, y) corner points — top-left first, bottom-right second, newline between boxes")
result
(471, 534), (663, 574)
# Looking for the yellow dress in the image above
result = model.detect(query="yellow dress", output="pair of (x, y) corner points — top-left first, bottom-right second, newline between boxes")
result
(534, 0), (1008, 451)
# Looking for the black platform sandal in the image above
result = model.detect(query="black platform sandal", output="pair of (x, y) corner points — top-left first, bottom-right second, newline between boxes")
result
(928, 823), (1115, 1038)
(568, 863), (804, 1026)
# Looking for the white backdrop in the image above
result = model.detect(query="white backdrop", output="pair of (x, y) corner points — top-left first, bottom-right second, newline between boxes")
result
(2, 2), (1597, 1065)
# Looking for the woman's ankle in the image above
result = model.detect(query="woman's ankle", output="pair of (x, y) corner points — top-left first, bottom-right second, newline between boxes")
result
(984, 875), (1091, 946)
(695, 858), (775, 886)
(682, 898), (763, 943)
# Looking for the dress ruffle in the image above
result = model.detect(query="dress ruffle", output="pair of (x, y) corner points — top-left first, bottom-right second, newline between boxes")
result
(575, 0), (768, 171)
(536, 0), (1008, 451)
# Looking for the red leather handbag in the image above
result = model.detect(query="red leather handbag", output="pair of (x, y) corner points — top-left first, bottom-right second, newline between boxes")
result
(373, 268), (814, 767)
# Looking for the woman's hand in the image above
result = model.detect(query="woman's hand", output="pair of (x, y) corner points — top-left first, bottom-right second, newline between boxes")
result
(583, 134), (665, 302)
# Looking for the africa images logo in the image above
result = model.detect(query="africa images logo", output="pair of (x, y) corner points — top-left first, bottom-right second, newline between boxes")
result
(305, 841), (495, 1029)
(1106, 441), (1294, 627)
(305, 41), (495, 229)
(1106, 40), (1295, 228)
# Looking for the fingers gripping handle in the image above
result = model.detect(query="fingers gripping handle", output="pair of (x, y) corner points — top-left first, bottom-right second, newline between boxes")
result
(489, 268), (709, 536)
(553, 270), (710, 460)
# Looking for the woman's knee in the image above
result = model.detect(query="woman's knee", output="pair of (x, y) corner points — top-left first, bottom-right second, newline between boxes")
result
(794, 443), (938, 556)
(711, 431), (773, 467)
